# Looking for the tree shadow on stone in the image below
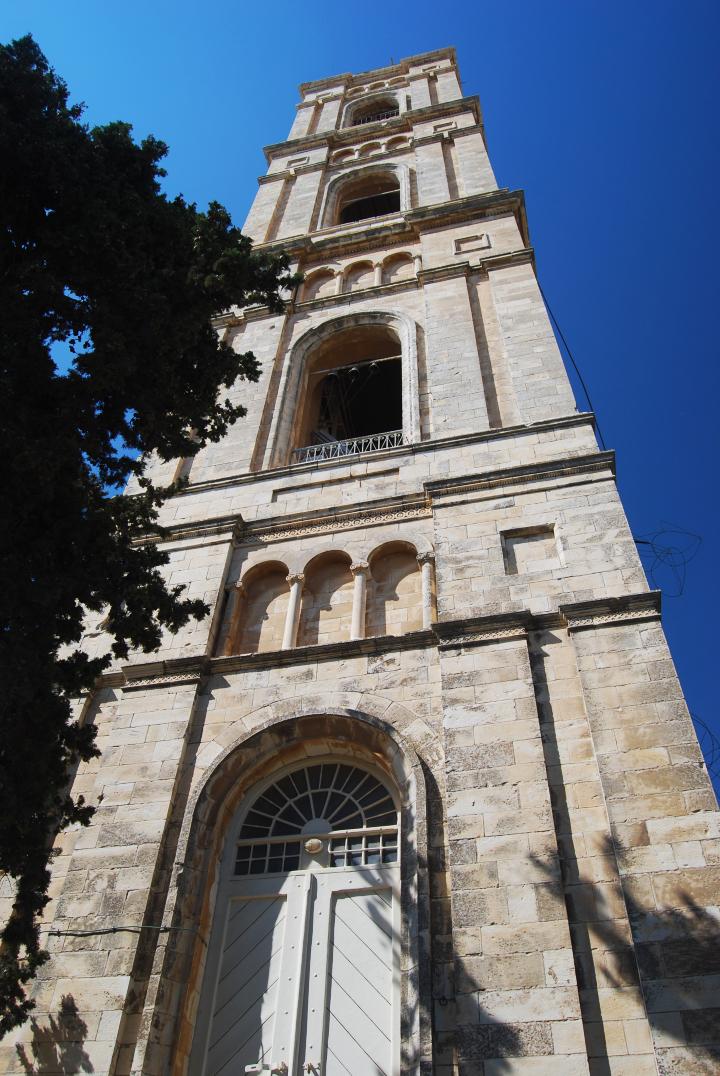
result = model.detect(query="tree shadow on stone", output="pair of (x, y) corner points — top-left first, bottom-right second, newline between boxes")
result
(15, 995), (93, 1074)
(421, 761), (524, 1075)
(529, 836), (720, 1073)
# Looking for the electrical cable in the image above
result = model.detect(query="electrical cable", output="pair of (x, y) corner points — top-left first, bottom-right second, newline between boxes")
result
(537, 280), (607, 451)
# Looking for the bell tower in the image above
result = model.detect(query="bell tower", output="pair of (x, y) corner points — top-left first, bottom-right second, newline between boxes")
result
(5, 47), (719, 1076)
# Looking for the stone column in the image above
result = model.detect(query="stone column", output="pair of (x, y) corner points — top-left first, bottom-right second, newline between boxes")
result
(282, 573), (304, 649)
(417, 551), (436, 629)
(222, 579), (246, 656)
(413, 253), (423, 276)
(373, 263), (383, 288)
(350, 562), (369, 641)
(334, 271), (343, 295)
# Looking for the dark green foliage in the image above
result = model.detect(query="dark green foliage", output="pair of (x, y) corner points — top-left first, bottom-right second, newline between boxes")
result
(0, 35), (298, 1033)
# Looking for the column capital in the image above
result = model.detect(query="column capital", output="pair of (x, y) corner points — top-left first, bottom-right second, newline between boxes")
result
(350, 561), (370, 576)
(416, 550), (435, 566)
(286, 572), (305, 587)
(234, 578), (247, 595)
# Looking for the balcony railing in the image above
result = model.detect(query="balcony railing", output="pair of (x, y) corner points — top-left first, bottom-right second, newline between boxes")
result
(293, 429), (405, 464)
(352, 109), (399, 126)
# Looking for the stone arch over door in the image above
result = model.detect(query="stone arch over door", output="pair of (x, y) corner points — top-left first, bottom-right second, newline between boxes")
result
(141, 703), (434, 1076)
(269, 310), (422, 467)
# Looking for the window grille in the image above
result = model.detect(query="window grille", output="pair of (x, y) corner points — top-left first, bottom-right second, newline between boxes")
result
(234, 763), (399, 875)
(352, 108), (399, 126)
(293, 429), (405, 464)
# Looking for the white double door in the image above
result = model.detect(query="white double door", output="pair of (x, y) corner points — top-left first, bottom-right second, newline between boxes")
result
(195, 865), (400, 1076)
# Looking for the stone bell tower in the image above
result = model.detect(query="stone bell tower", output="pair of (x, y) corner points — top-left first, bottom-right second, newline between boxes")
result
(4, 47), (719, 1076)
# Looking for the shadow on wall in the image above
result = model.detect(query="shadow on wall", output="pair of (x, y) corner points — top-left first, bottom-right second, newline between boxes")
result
(16, 995), (93, 1074)
(527, 840), (720, 1071)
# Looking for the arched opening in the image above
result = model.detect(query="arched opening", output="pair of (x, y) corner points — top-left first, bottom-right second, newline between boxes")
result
(292, 323), (403, 463)
(188, 750), (402, 1076)
(336, 171), (400, 225)
(297, 552), (354, 646)
(367, 542), (423, 638)
(220, 563), (290, 655)
(348, 94), (399, 127)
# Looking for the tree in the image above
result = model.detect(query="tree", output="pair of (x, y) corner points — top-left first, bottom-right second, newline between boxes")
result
(0, 34), (299, 1033)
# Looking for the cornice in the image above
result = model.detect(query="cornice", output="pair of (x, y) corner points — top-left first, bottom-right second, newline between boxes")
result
(148, 415), (598, 542)
(298, 48), (457, 95)
(560, 592), (662, 632)
(252, 189), (527, 265)
(96, 593), (664, 693)
(424, 450), (616, 500)
(147, 416), (601, 544)
(263, 97), (481, 161)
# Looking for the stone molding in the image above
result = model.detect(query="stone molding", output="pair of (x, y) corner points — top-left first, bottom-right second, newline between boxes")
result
(263, 94), (476, 161)
(298, 47), (456, 95)
(560, 592), (662, 632)
(105, 595), (664, 692)
(425, 450), (616, 501)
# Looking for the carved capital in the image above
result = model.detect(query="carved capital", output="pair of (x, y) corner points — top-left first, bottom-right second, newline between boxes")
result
(286, 572), (305, 587)
(350, 561), (370, 576)
(416, 551), (435, 566)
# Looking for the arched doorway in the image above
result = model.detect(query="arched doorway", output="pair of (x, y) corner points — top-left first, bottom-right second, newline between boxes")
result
(189, 758), (402, 1076)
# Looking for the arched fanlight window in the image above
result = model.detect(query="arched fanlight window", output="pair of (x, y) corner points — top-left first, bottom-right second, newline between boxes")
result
(234, 761), (399, 875)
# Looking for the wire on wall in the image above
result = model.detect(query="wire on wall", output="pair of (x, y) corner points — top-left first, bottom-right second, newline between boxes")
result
(537, 280), (608, 452)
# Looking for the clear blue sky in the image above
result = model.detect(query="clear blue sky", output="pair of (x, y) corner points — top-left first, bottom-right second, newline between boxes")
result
(4, 1), (720, 780)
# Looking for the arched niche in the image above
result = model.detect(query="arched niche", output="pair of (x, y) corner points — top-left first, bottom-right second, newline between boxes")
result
(274, 313), (421, 466)
(297, 550), (354, 646)
(220, 561), (290, 655)
(367, 540), (423, 638)
(301, 268), (336, 302)
(383, 251), (415, 284)
(344, 259), (375, 292)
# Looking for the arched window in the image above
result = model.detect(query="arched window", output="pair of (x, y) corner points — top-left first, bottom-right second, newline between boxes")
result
(348, 94), (399, 127)
(291, 323), (404, 463)
(336, 171), (400, 225)
(189, 758), (401, 1076)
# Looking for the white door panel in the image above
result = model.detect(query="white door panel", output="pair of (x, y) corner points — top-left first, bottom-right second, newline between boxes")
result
(324, 890), (394, 1076)
(206, 895), (286, 1076)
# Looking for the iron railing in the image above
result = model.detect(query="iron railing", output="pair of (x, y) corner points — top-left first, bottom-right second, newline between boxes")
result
(293, 429), (405, 464)
(352, 109), (399, 126)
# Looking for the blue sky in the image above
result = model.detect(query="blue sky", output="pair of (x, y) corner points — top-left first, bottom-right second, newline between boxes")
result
(4, 0), (720, 780)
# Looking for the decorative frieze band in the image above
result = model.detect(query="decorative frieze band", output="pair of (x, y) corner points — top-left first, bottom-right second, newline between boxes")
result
(433, 613), (529, 650)
(243, 503), (430, 544)
(560, 592), (662, 632)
